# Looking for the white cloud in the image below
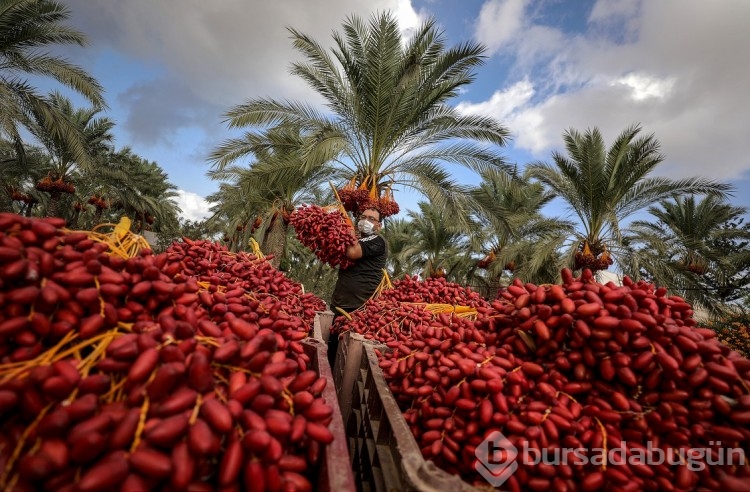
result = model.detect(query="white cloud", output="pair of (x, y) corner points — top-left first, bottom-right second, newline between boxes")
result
(474, 0), (529, 55)
(395, 0), (424, 35)
(613, 73), (676, 101)
(174, 190), (213, 223)
(456, 79), (535, 123)
(467, 0), (750, 181)
(64, 0), (423, 144)
(52, 0), (750, 200)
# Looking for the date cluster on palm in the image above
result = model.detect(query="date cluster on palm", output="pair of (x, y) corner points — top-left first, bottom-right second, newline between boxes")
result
(35, 176), (75, 195)
(336, 176), (399, 218)
(574, 241), (614, 272)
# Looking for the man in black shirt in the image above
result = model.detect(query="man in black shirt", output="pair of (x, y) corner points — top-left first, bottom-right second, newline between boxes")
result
(328, 207), (387, 365)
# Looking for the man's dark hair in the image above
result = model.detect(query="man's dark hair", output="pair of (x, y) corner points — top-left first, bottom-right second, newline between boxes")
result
(363, 207), (381, 222)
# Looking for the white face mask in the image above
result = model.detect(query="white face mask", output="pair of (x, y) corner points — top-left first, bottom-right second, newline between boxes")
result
(357, 219), (375, 235)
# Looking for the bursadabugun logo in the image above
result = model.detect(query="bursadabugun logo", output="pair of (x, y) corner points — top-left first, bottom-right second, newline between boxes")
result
(475, 431), (518, 487)
(475, 431), (746, 489)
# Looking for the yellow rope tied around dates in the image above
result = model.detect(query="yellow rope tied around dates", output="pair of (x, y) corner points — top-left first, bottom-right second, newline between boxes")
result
(407, 303), (478, 319)
(130, 397), (150, 453)
(249, 237), (265, 260)
(67, 216), (152, 259)
(189, 394), (203, 425)
(334, 307), (353, 320)
(0, 330), (76, 373)
(516, 330), (537, 351)
(0, 330), (121, 385)
(370, 269), (394, 299)
(594, 417), (607, 470)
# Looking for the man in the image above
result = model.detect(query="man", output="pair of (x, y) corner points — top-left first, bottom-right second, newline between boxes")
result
(328, 207), (387, 365)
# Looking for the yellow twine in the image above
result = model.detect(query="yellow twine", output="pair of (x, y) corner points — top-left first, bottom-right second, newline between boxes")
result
(130, 397), (150, 453)
(248, 238), (265, 259)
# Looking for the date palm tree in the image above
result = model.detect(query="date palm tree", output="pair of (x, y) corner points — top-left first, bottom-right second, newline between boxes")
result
(399, 201), (476, 281)
(0, 0), (105, 167)
(0, 139), (47, 213)
(109, 151), (180, 233)
(622, 195), (750, 316)
(526, 124), (732, 272)
(70, 147), (180, 232)
(470, 168), (574, 285)
(381, 217), (420, 278)
(208, 123), (338, 266)
(213, 11), (510, 225)
(32, 92), (114, 217)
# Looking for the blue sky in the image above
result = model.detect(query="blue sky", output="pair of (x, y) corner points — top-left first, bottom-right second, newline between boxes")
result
(51, 0), (750, 223)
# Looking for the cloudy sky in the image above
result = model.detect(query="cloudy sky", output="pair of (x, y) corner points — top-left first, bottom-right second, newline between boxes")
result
(55, 0), (750, 222)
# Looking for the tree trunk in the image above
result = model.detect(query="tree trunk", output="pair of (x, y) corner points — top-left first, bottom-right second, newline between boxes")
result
(488, 276), (502, 300)
(262, 215), (288, 269)
(46, 191), (62, 218)
(71, 210), (81, 228)
(0, 194), (13, 213)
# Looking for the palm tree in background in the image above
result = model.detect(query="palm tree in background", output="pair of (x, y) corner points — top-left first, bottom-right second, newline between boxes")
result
(381, 217), (419, 278)
(0, 140), (48, 213)
(401, 201), (475, 280)
(209, 123), (339, 267)
(622, 195), (750, 316)
(109, 151), (180, 232)
(0, 0), (104, 168)
(31, 92), (114, 217)
(213, 11), (511, 225)
(68, 148), (180, 232)
(526, 124), (732, 272)
(204, 180), (257, 252)
(471, 168), (574, 285)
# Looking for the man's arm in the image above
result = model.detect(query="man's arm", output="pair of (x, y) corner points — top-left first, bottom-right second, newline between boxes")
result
(346, 234), (385, 261)
(345, 241), (364, 260)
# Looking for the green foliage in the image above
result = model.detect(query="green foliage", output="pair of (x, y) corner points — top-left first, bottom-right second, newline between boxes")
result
(0, 0), (105, 167)
(0, 140), (49, 213)
(527, 124), (732, 272)
(703, 217), (750, 303)
(215, 11), (510, 227)
(382, 217), (420, 278)
(153, 218), (222, 253)
(470, 168), (573, 285)
(622, 196), (750, 316)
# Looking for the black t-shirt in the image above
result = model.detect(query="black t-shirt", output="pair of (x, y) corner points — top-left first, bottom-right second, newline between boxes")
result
(330, 234), (387, 311)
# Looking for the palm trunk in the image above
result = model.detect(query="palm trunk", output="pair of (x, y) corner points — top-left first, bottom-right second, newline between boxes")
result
(46, 191), (62, 218)
(488, 276), (502, 300)
(71, 210), (81, 228)
(0, 193), (13, 213)
(262, 215), (288, 269)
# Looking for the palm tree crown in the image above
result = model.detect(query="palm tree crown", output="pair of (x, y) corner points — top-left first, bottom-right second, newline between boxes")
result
(0, 0), (105, 164)
(526, 124), (732, 271)
(623, 195), (750, 314)
(470, 169), (573, 284)
(214, 11), (511, 221)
